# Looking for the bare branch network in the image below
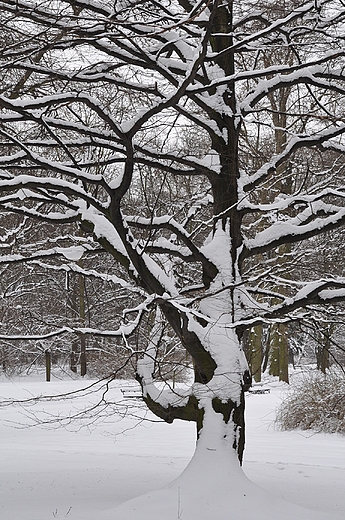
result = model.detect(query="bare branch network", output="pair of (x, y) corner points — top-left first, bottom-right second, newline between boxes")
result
(1, 0), (345, 462)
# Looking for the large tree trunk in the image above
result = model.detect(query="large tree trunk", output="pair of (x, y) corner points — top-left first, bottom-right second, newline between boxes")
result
(116, 360), (329, 519)
(137, 250), (250, 463)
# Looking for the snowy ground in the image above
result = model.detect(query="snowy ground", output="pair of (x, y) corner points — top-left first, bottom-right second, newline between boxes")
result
(0, 374), (345, 520)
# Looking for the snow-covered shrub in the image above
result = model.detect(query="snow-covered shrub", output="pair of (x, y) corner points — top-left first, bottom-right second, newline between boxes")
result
(276, 369), (345, 434)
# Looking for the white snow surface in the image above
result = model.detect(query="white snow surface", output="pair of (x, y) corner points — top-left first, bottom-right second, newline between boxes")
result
(0, 374), (344, 520)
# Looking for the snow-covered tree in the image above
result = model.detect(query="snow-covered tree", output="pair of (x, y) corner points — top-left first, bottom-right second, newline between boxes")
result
(1, 0), (345, 516)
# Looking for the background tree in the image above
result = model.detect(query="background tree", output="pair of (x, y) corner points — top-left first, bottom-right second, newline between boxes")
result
(1, 0), (345, 515)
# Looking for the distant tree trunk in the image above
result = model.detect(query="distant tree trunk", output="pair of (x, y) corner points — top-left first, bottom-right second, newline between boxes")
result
(265, 76), (292, 384)
(79, 272), (87, 377)
(80, 335), (87, 377)
(267, 234), (292, 383)
(70, 341), (78, 373)
(244, 326), (262, 383)
(269, 323), (289, 383)
(317, 324), (332, 373)
(45, 349), (51, 382)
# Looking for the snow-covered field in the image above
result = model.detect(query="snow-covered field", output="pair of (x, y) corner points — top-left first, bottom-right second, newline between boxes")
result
(1, 374), (344, 520)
